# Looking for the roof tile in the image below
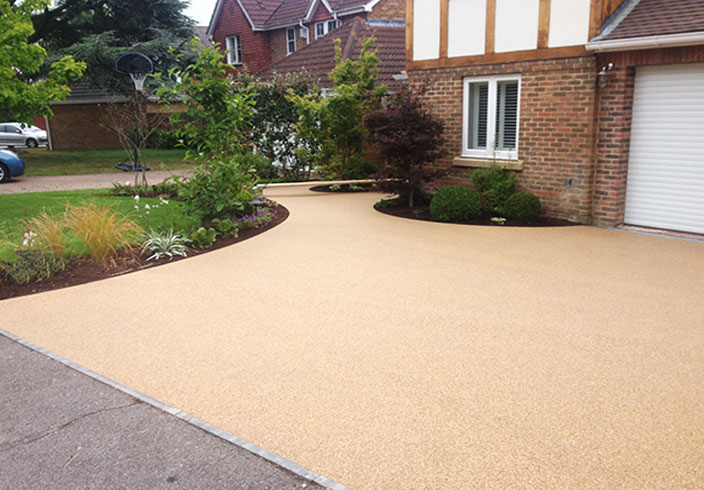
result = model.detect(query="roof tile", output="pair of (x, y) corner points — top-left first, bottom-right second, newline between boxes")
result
(600, 0), (704, 40)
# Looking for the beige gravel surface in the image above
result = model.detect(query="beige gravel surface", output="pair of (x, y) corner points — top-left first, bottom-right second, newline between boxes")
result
(0, 170), (180, 194)
(2, 185), (704, 489)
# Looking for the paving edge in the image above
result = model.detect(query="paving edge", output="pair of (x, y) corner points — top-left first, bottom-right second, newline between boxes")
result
(0, 327), (350, 490)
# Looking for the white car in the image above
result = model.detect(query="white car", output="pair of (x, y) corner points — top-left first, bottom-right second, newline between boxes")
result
(0, 122), (48, 148)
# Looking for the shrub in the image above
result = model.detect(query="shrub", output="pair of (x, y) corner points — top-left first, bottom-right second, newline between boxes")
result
(24, 212), (67, 258)
(188, 227), (217, 249)
(210, 218), (239, 237)
(503, 192), (542, 222)
(64, 202), (142, 266)
(152, 178), (182, 199)
(141, 229), (188, 261)
(343, 158), (377, 179)
(430, 185), (481, 222)
(110, 181), (141, 197)
(364, 86), (446, 207)
(2, 250), (66, 284)
(179, 154), (257, 225)
(470, 165), (516, 214)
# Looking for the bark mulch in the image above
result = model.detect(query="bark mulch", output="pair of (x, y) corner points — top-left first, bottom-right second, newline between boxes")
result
(374, 201), (575, 227)
(0, 205), (289, 301)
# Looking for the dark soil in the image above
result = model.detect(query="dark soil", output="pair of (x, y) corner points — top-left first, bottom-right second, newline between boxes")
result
(0, 205), (289, 301)
(309, 183), (374, 193)
(375, 200), (575, 227)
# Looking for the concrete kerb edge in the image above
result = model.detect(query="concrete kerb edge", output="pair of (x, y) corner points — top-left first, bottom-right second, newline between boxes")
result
(0, 327), (351, 490)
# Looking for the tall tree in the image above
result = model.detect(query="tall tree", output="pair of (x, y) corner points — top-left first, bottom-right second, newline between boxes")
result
(0, 0), (85, 122)
(17, 0), (195, 93)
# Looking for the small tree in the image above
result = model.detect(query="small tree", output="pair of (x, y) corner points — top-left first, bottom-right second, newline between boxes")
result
(156, 39), (256, 161)
(288, 37), (385, 179)
(364, 87), (447, 208)
(0, 0), (85, 122)
(101, 93), (168, 188)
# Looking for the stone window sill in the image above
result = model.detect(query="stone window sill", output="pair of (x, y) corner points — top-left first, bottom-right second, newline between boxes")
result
(452, 156), (524, 171)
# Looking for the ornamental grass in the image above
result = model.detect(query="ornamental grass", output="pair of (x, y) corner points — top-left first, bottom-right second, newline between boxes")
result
(64, 202), (142, 266)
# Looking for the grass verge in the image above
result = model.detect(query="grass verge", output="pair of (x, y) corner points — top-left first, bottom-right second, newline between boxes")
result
(0, 189), (193, 261)
(17, 148), (199, 177)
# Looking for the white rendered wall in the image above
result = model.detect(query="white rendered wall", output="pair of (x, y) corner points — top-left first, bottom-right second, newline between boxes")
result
(413, 0), (441, 60)
(448, 0), (486, 57)
(549, 0), (590, 47)
(494, 0), (539, 53)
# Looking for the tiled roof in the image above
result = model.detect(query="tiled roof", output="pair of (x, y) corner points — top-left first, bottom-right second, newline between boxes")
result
(240, 0), (283, 25)
(597, 0), (704, 41)
(193, 26), (212, 47)
(257, 17), (406, 91)
(267, 0), (312, 25)
(330, 0), (367, 12)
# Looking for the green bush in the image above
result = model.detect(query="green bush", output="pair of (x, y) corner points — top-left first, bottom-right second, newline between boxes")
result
(248, 152), (278, 180)
(179, 154), (258, 225)
(343, 158), (377, 179)
(430, 185), (481, 222)
(503, 192), (541, 222)
(470, 165), (516, 214)
(2, 250), (66, 284)
(146, 129), (181, 150)
(188, 227), (217, 249)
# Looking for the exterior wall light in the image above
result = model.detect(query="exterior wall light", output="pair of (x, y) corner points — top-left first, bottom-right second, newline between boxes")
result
(598, 63), (615, 88)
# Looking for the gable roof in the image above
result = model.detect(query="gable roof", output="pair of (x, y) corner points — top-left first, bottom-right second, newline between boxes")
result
(208, 0), (374, 34)
(257, 17), (406, 91)
(590, 0), (704, 47)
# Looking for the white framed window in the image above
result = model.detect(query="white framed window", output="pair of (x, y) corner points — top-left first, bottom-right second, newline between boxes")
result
(462, 75), (521, 160)
(225, 35), (242, 65)
(286, 27), (296, 55)
(315, 19), (340, 39)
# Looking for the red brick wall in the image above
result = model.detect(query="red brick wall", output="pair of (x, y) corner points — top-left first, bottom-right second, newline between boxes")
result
(592, 66), (634, 227)
(50, 104), (123, 151)
(368, 0), (405, 20)
(269, 27), (309, 65)
(409, 56), (598, 223)
(211, 0), (271, 74)
(311, 1), (333, 22)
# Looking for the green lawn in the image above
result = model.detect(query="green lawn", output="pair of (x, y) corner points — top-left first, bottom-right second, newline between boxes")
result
(0, 189), (193, 261)
(17, 148), (199, 177)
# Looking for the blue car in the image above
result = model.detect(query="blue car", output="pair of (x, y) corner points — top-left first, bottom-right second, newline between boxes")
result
(0, 149), (25, 183)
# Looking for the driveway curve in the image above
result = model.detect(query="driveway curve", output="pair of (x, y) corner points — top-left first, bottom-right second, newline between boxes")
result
(2, 185), (703, 489)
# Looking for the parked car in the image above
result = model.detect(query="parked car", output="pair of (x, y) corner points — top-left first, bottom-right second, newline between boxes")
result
(0, 122), (48, 148)
(0, 149), (26, 182)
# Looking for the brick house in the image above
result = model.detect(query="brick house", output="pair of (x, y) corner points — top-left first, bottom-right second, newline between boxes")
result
(258, 16), (406, 91)
(207, 0), (405, 75)
(407, 0), (704, 234)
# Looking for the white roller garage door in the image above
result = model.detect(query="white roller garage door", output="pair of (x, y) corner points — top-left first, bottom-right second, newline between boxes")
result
(625, 63), (704, 234)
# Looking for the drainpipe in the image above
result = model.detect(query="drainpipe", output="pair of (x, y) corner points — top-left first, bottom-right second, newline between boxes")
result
(299, 20), (309, 44)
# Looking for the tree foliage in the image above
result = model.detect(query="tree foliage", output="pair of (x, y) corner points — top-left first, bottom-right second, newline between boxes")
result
(21, 0), (195, 92)
(0, 0), (85, 122)
(288, 37), (385, 179)
(157, 39), (256, 161)
(246, 72), (315, 181)
(364, 87), (447, 207)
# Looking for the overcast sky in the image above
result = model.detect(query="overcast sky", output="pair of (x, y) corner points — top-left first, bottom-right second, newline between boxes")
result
(184, 0), (218, 26)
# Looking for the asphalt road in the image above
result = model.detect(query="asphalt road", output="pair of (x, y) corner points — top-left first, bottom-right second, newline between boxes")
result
(0, 334), (323, 490)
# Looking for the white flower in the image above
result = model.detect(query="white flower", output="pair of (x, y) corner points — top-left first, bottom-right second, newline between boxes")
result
(144, 203), (150, 210)
(134, 195), (140, 202)
(135, 205), (139, 209)
(125, 181), (130, 186)
(160, 197), (169, 205)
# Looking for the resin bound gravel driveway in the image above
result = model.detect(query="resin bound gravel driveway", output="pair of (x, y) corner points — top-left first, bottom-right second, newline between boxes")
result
(2, 185), (703, 489)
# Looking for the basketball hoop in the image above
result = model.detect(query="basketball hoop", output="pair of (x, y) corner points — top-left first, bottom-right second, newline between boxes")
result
(129, 72), (147, 91)
(115, 52), (154, 92)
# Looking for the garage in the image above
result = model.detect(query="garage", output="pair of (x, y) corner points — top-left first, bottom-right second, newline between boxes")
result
(624, 63), (704, 234)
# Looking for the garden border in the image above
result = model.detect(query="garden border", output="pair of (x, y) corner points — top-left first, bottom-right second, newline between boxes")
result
(0, 327), (350, 490)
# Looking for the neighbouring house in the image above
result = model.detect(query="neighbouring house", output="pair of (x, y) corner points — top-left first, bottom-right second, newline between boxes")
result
(46, 26), (209, 151)
(207, 0), (405, 75)
(257, 16), (407, 91)
(407, 0), (704, 234)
